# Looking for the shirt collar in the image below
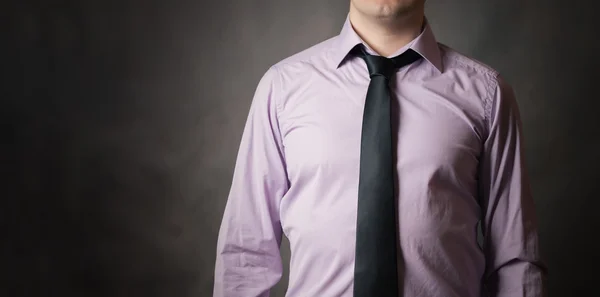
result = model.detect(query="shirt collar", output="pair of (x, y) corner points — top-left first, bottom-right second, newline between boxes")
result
(331, 15), (443, 73)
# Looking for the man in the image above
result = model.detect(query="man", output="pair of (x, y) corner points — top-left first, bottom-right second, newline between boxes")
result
(213, 0), (547, 296)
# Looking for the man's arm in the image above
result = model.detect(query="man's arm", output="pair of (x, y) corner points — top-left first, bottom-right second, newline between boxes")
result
(213, 66), (289, 297)
(479, 74), (548, 297)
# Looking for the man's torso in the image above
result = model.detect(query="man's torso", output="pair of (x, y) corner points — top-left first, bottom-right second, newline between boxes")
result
(269, 23), (500, 297)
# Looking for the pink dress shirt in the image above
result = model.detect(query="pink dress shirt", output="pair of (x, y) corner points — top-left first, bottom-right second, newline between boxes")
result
(213, 15), (546, 297)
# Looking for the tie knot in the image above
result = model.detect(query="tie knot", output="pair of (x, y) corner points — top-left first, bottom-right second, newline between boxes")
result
(354, 46), (422, 79)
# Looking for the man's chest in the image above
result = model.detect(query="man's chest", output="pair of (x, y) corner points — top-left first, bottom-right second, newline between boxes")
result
(277, 80), (487, 181)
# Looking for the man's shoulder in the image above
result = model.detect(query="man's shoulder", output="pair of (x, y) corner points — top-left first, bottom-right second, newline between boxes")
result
(439, 42), (499, 79)
(270, 35), (338, 73)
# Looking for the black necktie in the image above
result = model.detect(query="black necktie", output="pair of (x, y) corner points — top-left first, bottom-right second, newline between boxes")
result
(353, 46), (422, 297)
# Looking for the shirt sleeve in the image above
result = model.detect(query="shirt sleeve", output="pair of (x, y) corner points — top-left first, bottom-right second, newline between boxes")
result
(213, 65), (289, 297)
(479, 74), (548, 297)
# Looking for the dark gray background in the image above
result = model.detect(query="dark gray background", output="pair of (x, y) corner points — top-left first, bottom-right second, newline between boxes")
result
(3, 0), (598, 296)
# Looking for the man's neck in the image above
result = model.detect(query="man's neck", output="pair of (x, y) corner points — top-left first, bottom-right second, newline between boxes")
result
(348, 5), (425, 57)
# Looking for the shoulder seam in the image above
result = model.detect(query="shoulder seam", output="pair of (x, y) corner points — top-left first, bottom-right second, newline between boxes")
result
(270, 64), (284, 114)
(483, 72), (501, 138)
(439, 43), (498, 77)
(452, 57), (498, 77)
(274, 37), (338, 69)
